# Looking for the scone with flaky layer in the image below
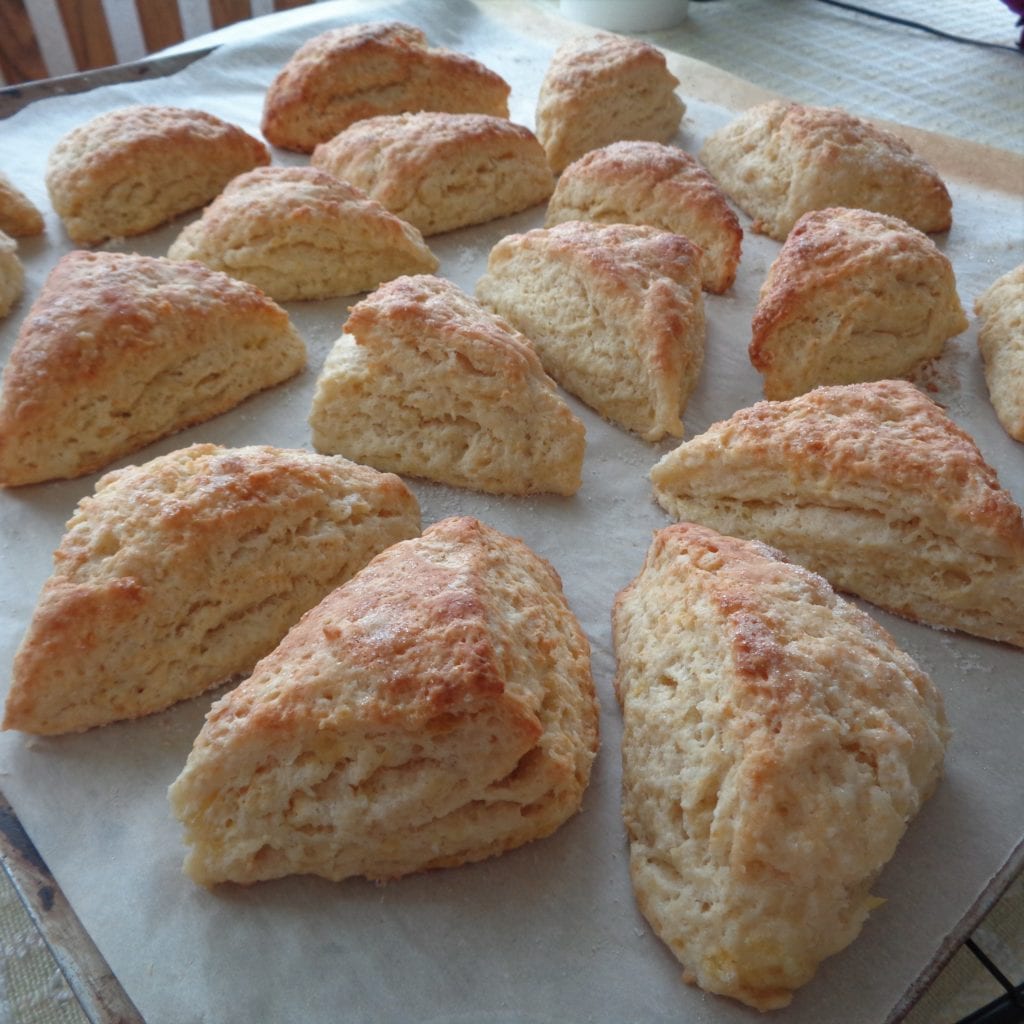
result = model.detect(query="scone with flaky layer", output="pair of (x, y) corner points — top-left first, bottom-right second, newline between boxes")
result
(262, 21), (511, 154)
(0, 252), (306, 486)
(545, 141), (742, 294)
(168, 516), (598, 886)
(613, 522), (949, 1010)
(312, 112), (553, 236)
(167, 166), (438, 301)
(310, 275), (586, 495)
(45, 105), (269, 244)
(750, 207), (967, 399)
(650, 379), (1024, 647)
(536, 33), (684, 174)
(974, 263), (1024, 442)
(700, 101), (952, 241)
(0, 172), (44, 237)
(476, 220), (704, 441)
(3, 444), (420, 735)
(0, 230), (23, 319)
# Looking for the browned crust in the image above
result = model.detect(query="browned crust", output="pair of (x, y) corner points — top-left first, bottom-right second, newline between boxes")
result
(261, 21), (511, 153)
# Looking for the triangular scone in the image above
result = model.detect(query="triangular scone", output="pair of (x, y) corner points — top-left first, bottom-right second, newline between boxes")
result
(475, 221), (704, 442)
(311, 112), (554, 236)
(310, 275), (586, 495)
(168, 516), (598, 886)
(545, 141), (742, 294)
(168, 166), (438, 301)
(750, 207), (967, 399)
(613, 523), (949, 1010)
(46, 106), (269, 244)
(0, 252), (307, 486)
(0, 172), (44, 238)
(650, 380), (1024, 647)
(536, 33), (685, 174)
(3, 444), (420, 735)
(975, 263), (1024, 442)
(700, 101), (952, 242)
(0, 230), (23, 319)
(262, 21), (511, 154)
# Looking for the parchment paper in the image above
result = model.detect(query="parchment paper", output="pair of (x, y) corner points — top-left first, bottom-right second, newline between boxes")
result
(0, 2), (1022, 1022)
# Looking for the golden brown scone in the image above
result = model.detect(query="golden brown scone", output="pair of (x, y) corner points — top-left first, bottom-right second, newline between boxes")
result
(167, 166), (438, 301)
(310, 275), (585, 495)
(261, 21), (511, 154)
(311, 112), (553, 236)
(975, 263), (1024, 442)
(613, 522), (949, 1010)
(3, 444), (420, 735)
(0, 252), (306, 487)
(168, 515), (598, 886)
(536, 33), (685, 174)
(750, 207), (968, 399)
(0, 172), (44, 237)
(0, 231), (23, 320)
(476, 220), (704, 441)
(650, 380), (1024, 647)
(45, 106), (269, 245)
(700, 101), (952, 241)
(545, 141), (742, 294)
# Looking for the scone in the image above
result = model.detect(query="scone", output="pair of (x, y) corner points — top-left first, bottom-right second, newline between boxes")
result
(545, 141), (742, 294)
(0, 172), (44, 237)
(311, 112), (553, 236)
(613, 522), (949, 1010)
(168, 515), (599, 886)
(750, 207), (968, 399)
(0, 252), (306, 487)
(3, 444), (420, 735)
(536, 33), (685, 174)
(700, 101), (953, 241)
(167, 166), (438, 301)
(974, 263), (1024, 441)
(476, 220), (704, 441)
(309, 275), (585, 495)
(0, 230), (23, 319)
(46, 106), (269, 244)
(650, 379), (1024, 647)
(262, 21), (511, 154)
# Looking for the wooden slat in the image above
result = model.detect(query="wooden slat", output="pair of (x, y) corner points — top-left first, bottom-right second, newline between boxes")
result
(55, 0), (117, 72)
(0, 0), (49, 84)
(135, 0), (185, 54)
(273, 0), (312, 10)
(209, 0), (253, 31)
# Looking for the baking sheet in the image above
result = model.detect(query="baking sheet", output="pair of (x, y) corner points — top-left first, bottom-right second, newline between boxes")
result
(0, 2), (1022, 1022)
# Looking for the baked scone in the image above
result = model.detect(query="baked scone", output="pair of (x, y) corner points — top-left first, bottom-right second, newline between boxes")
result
(536, 33), (685, 174)
(700, 101), (953, 241)
(46, 106), (269, 245)
(3, 444), (420, 735)
(0, 172), (44, 237)
(650, 380), (1024, 647)
(750, 207), (968, 399)
(262, 21), (511, 154)
(168, 515), (598, 886)
(545, 141), (742, 294)
(613, 522), (948, 1010)
(167, 166), (438, 301)
(311, 112), (554, 236)
(309, 275), (585, 495)
(0, 252), (306, 487)
(0, 230), (23, 320)
(476, 220), (704, 441)
(975, 263), (1024, 442)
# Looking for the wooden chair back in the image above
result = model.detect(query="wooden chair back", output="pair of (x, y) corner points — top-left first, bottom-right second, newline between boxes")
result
(0, 0), (312, 86)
